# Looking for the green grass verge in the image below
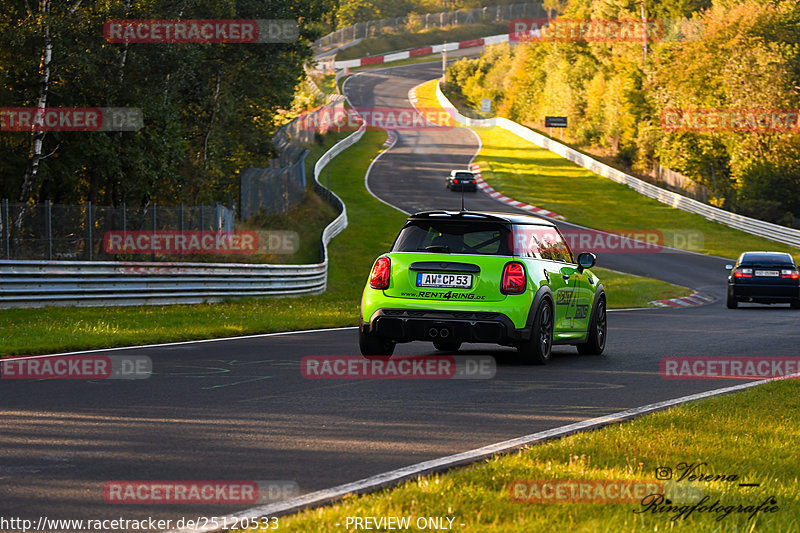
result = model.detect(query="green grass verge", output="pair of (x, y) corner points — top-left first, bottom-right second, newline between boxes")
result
(335, 23), (507, 61)
(250, 379), (799, 532)
(415, 79), (800, 261)
(593, 267), (689, 308)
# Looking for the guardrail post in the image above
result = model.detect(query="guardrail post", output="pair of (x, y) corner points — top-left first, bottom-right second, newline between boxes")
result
(151, 203), (157, 261)
(86, 201), (93, 261)
(45, 199), (52, 260)
(300, 150), (308, 189)
(2, 199), (9, 259)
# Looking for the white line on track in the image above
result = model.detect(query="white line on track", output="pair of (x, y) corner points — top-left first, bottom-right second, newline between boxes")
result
(363, 121), (408, 215)
(3, 327), (359, 360)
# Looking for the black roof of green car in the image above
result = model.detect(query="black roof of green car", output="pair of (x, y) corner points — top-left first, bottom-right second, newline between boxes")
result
(408, 210), (556, 226)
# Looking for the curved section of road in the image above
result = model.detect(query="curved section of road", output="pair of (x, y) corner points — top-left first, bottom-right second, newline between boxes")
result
(3, 61), (799, 530)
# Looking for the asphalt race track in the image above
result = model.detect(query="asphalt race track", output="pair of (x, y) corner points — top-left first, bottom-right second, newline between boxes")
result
(3, 61), (799, 529)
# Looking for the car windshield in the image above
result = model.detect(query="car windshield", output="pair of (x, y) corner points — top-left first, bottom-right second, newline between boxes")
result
(454, 172), (473, 179)
(392, 221), (512, 255)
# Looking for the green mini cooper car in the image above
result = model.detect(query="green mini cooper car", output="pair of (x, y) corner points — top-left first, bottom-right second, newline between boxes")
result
(359, 211), (607, 364)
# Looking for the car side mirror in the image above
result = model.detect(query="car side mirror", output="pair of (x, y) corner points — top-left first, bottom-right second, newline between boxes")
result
(577, 252), (597, 272)
(725, 264), (733, 270)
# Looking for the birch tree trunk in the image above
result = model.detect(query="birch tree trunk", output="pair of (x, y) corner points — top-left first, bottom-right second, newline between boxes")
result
(17, 0), (52, 205)
(202, 69), (223, 169)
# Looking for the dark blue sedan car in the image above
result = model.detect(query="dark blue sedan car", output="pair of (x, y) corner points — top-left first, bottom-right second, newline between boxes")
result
(726, 252), (800, 309)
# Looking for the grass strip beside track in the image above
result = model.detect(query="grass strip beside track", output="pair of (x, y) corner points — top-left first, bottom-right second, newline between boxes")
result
(414, 79), (800, 261)
(0, 130), (689, 356)
(245, 378), (800, 532)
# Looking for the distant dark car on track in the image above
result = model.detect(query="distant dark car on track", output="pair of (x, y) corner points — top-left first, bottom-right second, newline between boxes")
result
(446, 170), (477, 192)
(726, 252), (800, 309)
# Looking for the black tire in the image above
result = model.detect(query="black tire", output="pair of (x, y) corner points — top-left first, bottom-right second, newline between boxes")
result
(359, 329), (395, 357)
(577, 293), (607, 355)
(518, 299), (553, 365)
(726, 288), (738, 309)
(433, 340), (462, 352)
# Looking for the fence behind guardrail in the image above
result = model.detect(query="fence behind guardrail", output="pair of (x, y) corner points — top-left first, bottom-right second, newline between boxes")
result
(314, 2), (545, 53)
(0, 200), (234, 262)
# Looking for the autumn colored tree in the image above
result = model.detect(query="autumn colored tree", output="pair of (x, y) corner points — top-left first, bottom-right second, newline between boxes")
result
(445, 0), (800, 224)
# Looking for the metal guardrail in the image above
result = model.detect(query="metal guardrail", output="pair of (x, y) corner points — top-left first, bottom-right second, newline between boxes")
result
(436, 83), (800, 249)
(0, 115), (367, 309)
(0, 260), (327, 308)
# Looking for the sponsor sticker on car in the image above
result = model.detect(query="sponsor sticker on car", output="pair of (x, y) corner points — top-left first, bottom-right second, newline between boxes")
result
(416, 273), (472, 289)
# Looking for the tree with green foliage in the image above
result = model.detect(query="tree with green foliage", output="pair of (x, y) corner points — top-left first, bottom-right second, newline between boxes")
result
(0, 0), (334, 209)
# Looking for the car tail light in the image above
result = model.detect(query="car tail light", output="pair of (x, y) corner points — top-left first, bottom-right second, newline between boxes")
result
(501, 261), (526, 294)
(781, 269), (799, 279)
(733, 268), (752, 278)
(369, 257), (391, 289)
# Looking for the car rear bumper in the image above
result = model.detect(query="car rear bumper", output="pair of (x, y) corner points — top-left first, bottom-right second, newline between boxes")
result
(729, 282), (799, 303)
(361, 308), (529, 344)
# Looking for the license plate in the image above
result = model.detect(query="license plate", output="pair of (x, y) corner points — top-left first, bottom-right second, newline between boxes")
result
(416, 272), (472, 289)
(755, 270), (779, 277)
